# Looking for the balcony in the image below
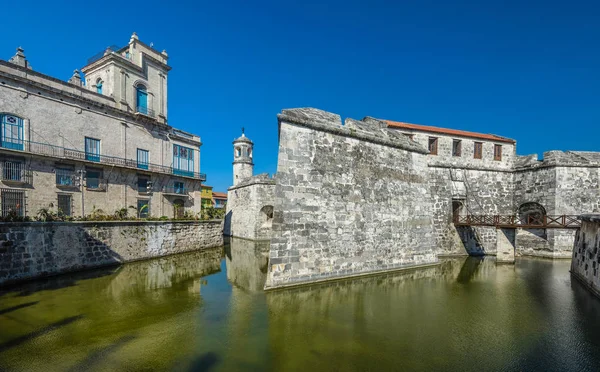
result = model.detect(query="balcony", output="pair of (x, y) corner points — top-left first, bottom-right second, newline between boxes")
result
(0, 162), (33, 185)
(162, 186), (188, 196)
(0, 140), (206, 181)
(136, 106), (155, 118)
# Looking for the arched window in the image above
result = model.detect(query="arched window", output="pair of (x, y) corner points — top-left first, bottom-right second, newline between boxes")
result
(136, 84), (148, 114)
(235, 147), (241, 157)
(260, 205), (274, 228)
(0, 114), (24, 150)
(96, 79), (103, 94)
(247, 147), (252, 158)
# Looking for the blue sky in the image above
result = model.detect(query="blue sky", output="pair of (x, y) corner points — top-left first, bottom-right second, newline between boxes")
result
(2, 0), (599, 192)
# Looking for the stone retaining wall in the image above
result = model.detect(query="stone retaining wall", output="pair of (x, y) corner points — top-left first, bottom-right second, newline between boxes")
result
(0, 220), (223, 285)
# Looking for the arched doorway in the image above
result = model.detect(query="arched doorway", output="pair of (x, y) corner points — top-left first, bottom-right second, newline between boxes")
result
(518, 202), (547, 226)
(173, 199), (185, 219)
(452, 200), (464, 223)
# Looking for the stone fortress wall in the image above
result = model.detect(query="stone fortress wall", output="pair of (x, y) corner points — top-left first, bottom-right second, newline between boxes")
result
(265, 109), (437, 289)
(571, 215), (600, 298)
(224, 174), (275, 240)
(247, 107), (600, 289)
(0, 220), (223, 285)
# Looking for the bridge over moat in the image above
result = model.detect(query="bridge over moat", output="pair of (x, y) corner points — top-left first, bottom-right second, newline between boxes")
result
(454, 215), (581, 229)
(453, 214), (582, 263)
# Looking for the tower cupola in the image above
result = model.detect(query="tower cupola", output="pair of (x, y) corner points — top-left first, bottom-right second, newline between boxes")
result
(232, 128), (254, 185)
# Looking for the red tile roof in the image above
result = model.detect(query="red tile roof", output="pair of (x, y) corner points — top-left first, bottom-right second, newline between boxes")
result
(384, 120), (516, 144)
(212, 192), (227, 199)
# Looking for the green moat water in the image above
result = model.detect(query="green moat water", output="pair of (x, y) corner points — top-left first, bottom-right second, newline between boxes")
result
(1, 240), (600, 371)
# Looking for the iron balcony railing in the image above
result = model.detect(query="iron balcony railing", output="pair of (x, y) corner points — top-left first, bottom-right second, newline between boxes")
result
(0, 162), (33, 184)
(0, 139), (206, 181)
(136, 106), (156, 118)
(87, 45), (122, 65)
(162, 186), (188, 195)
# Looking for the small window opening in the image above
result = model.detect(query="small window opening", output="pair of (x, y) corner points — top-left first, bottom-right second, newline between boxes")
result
(428, 137), (438, 155)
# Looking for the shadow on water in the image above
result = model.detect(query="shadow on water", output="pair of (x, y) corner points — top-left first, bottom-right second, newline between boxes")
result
(0, 301), (39, 315)
(455, 256), (484, 284)
(0, 315), (84, 353)
(67, 334), (136, 372)
(0, 266), (120, 298)
(188, 352), (220, 372)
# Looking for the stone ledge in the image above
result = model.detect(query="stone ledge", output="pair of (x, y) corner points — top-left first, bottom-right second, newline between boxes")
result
(0, 220), (224, 227)
(228, 174), (276, 191)
(579, 214), (600, 223)
(264, 261), (441, 291)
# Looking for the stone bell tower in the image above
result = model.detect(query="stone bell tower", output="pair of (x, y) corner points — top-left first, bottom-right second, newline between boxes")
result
(233, 129), (254, 185)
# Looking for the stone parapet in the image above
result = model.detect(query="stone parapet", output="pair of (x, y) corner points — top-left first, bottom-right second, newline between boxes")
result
(277, 108), (428, 154)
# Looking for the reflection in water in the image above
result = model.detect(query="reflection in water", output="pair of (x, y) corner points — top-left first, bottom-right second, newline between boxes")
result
(0, 248), (223, 371)
(1, 248), (600, 371)
(225, 237), (269, 292)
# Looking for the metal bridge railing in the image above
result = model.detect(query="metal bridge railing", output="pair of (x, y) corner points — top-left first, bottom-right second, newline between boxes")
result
(454, 214), (581, 229)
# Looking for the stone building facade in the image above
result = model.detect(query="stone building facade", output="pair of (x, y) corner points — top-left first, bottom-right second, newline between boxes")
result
(223, 108), (599, 289)
(0, 33), (205, 219)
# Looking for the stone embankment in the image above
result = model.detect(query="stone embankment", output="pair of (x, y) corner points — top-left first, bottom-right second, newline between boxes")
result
(571, 214), (600, 298)
(0, 220), (223, 285)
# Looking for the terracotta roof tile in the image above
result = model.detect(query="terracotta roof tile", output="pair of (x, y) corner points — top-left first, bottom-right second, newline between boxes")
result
(212, 192), (227, 199)
(384, 120), (516, 144)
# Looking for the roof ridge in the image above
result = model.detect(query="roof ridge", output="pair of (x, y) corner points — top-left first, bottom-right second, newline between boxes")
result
(383, 119), (516, 144)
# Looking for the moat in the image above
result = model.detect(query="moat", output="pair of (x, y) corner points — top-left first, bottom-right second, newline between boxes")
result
(1, 241), (600, 371)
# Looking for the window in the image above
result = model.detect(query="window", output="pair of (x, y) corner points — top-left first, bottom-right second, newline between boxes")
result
(96, 79), (103, 95)
(452, 140), (461, 157)
(57, 194), (72, 216)
(86, 168), (103, 190)
(136, 85), (148, 114)
(0, 114), (24, 150)
(3, 161), (23, 182)
(474, 142), (483, 159)
(137, 199), (150, 218)
(173, 144), (194, 177)
(1, 189), (25, 217)
(235, 147), (241, 157)
(174, 181), (185, 194)
(85, 137), (100, 162)
(247, 147), (252, 158)
(56, 166), (75, 186)
(428, 137), (438, 155)
(494, 144), (502, 161)
(137, 176), (150, 193)
(137, 148), (149, 169)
